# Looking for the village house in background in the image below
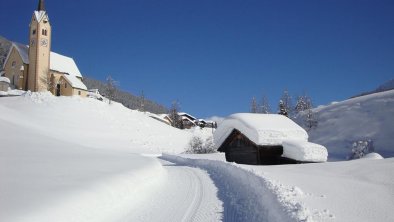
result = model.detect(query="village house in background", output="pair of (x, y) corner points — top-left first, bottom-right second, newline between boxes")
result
(1, 0), (87, 96)
(149, 112), (217, 129)
(214, 113), (328, 165)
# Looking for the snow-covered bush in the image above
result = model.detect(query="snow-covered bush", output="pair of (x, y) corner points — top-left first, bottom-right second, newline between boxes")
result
(348, 139), (374, 160)
(186, 136), (216, 154)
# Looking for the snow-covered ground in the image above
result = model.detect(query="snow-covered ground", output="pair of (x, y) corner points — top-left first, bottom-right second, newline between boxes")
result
(302, 89), (394, 160)
(1, 92), (394, 221)
(164, 153), (394, 222)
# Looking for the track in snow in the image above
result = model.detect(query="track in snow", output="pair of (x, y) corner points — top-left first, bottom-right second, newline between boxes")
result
(119, 160), (223, 222)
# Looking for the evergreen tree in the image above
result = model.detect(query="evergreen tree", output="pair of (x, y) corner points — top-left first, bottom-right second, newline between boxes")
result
(280, 89), (293, 117)
(278, 100), (288, 117)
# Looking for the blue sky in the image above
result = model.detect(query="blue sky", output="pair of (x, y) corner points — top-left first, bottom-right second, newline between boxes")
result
(1, 0), (393, 118)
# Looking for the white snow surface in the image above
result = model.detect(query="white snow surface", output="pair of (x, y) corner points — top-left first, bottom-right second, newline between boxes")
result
(214, 113), (308, 149)
(361, 152), (384, 159)
(301, 89), (394, 160)
(63, 74), (87, 90)
(50, 52), (83, 78)
(0, 76), (10, 84)
(2, 92), (394, 222)
(0, 92), (209, 221)
(282, 140), (328, 162)
(167, 153), (394, 222)
(34, 10), (47, 22)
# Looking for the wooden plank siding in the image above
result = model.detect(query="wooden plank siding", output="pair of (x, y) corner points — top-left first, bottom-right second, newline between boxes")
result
(218, 129), (284, 165)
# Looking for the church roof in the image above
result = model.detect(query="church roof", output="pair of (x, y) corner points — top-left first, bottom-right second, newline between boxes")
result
(62, 75), (87, 90)
(6, 42), (83, 78)
(34, 11), (47, 23)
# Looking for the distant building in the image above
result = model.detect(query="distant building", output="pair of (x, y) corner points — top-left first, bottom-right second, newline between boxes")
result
(2, 0), (87, 96)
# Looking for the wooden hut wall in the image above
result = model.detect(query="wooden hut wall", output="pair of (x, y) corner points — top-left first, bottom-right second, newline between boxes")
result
(219, 129), (284, 165)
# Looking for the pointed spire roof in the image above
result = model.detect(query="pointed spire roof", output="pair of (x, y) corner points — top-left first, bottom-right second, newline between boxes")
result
(37, 0), (45, 11)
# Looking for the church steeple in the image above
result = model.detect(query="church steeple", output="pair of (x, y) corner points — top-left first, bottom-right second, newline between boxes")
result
(37, 0), (45, 11)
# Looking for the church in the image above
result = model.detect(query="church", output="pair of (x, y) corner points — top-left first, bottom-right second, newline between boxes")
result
(2, 0), (88, 96)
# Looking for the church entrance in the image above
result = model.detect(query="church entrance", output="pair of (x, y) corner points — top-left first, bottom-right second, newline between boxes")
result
(56, 84), (60, 96)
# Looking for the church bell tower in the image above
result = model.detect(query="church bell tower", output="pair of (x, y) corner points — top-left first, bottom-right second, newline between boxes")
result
(28, 0), (51, 92)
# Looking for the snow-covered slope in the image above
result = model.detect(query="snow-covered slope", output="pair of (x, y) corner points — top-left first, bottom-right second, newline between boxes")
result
(0, 93), (195, 221)
(306, 90), (394, 160)
(0, 92), (191, 153)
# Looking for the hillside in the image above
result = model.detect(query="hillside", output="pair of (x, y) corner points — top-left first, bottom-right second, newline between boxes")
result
(83, 77), (168, 114)
(352, 78), (394, 98)
(0, 92), (189, 153)
(303, 90), (394, 160)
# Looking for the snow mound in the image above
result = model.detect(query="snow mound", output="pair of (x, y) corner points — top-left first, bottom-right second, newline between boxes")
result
(282, 140), (328, 162)
(214, 113), (308, 149)
(0, 76), (10, 84)
(361, 152), (384, 160)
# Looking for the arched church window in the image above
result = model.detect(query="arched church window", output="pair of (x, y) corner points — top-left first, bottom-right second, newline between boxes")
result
(32, 29), (36, 35)
(42, 29), (47, 36)
(12, 61), (16, 68)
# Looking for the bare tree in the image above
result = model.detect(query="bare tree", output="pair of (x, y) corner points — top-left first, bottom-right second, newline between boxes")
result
(250, 97), (258, 113)
(260, 95), (271, 114)
(168, 100), (183, 129)
(304, 108), (318, 131)
(105, 75), (117, 104)
(139, 90), (145, 112)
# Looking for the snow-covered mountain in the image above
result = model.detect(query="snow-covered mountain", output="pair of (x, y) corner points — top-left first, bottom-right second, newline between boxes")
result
(306, 90), (394, 160)
(352, 78), (394, 98)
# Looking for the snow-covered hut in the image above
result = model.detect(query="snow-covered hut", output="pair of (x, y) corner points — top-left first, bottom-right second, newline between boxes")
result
(214, 113), (327, 165)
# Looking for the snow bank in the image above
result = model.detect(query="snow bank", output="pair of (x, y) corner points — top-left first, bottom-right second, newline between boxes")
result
(282, 140), (328, 162)
(0, 120), (166, 221)
(161, 154), (313, 222)
(361, 152), (384, 160)
(214, 113), (308, 149)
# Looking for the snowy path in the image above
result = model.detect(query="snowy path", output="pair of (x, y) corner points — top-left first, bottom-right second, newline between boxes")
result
(120, 159), (223, 222)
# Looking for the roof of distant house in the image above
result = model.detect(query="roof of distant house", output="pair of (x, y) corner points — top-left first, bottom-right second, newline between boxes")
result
(178, 112), (197, 121)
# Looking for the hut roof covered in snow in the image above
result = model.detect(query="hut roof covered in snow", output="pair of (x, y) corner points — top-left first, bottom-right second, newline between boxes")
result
(214, 113), (308, 149)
